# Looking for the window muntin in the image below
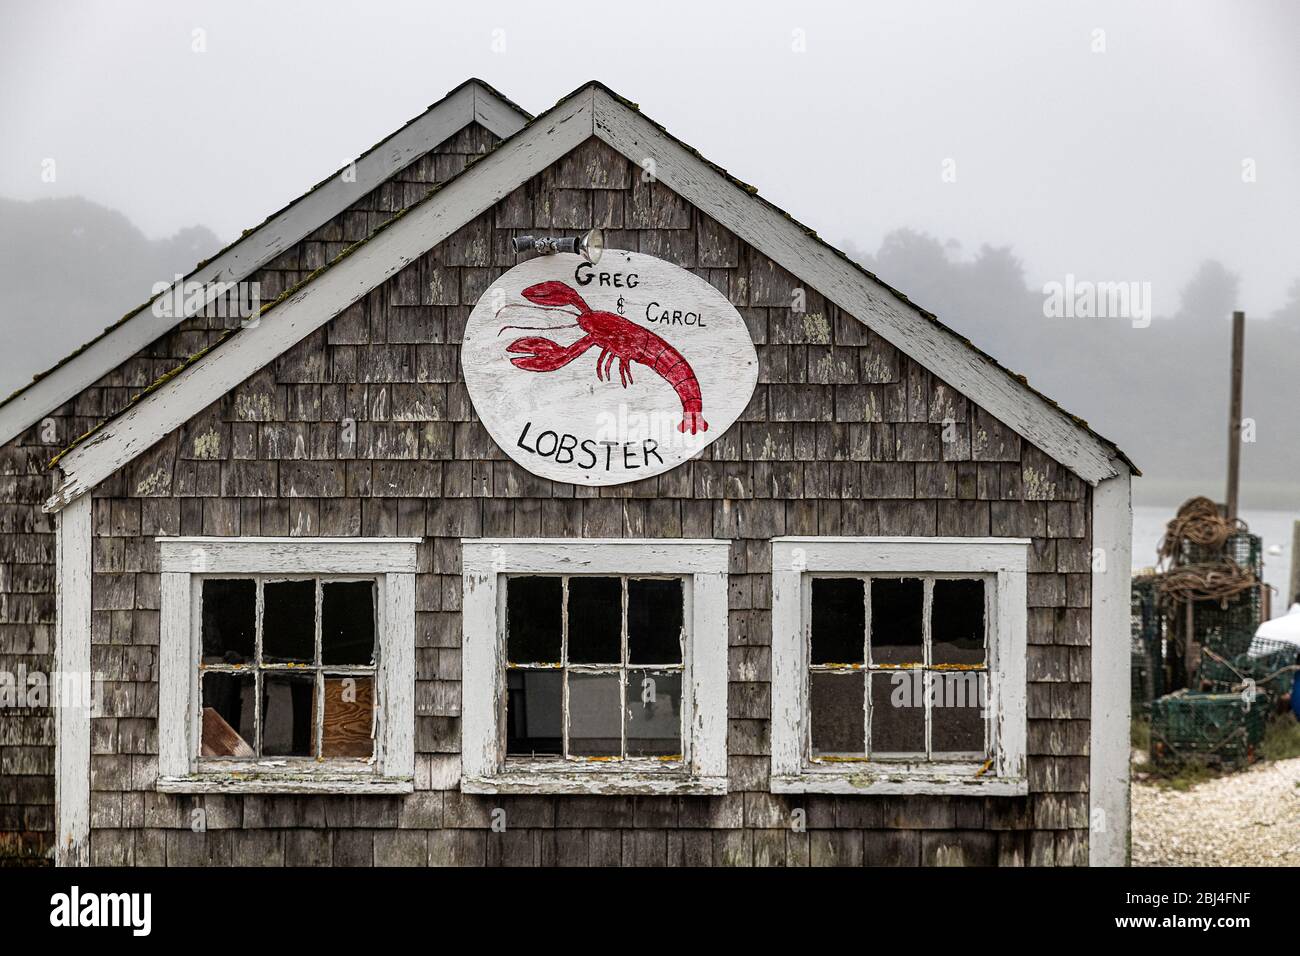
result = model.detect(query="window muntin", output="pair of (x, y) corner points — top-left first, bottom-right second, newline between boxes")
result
(807, 573), (990, 763)
(198, 575), (377, 762)
(505, 574), (685, 763)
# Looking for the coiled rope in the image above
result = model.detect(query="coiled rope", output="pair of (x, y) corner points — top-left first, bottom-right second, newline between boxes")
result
(1154, 497), (1259, 608)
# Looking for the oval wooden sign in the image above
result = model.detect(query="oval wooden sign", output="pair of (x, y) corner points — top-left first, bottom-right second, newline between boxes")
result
(462, 250), (758, 486)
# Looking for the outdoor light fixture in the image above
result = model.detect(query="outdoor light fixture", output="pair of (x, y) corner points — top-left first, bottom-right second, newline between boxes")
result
(511, 228), (604, 264)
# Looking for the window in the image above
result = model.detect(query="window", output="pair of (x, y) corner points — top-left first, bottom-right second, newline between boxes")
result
(771, 537), (1028, 795)
(506, 575), (685, 760)
(461, 539), (729, 794)
(157, 538), (419, 794)
(199, 577), (378, 760)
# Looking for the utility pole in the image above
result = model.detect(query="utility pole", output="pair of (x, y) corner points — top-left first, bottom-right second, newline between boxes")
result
(1226, 311), (1245, 522)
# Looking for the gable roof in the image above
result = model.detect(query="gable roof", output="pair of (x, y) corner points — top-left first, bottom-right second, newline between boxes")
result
(0, 79), (530, 449)
(44, 81), (1134, 512)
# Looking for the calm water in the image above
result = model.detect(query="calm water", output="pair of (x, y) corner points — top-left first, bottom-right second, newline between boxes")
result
(1133, 506), (1298, 613)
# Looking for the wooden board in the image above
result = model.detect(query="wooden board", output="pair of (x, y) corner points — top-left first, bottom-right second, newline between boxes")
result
(200, 707), (255, 757)
(322, 678), (374, 758)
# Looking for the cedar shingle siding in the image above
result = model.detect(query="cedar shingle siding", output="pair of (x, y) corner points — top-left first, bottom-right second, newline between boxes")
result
(7, 135), (1093, 867)
(0, 123), (501, 864)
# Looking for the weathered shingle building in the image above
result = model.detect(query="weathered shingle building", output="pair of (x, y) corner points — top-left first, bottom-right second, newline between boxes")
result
(1, 80), (1134, 867)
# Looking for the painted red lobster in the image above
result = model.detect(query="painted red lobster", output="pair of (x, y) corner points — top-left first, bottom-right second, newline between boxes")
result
(500, 280), (708, 434)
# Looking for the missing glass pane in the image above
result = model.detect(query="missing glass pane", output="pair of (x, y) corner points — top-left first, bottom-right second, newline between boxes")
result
(931, 673), (986, 755)
(321, 581), (376, 666)
(263, 579), (316, 663)
(568, 672), (621, 757)
(200, 672), (255, 757)
(810, 671), (865, 757)
(506, 670), (563, 756)
(201, 579), (255, 665)
(625, 669), (682, 757)
(321, 676), (374, 758)
(262, 673), (315, 757)
(870, 672), (925, 755)
(811, 577), (866, 664)
(506, 576), (562, 663)
(932, 579), (986, 666)
(627, 578), (683, 664)
(567, 577), (622, 664)
(870, 577), (924, 665)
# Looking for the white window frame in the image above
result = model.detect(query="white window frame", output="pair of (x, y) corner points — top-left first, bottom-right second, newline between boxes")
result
(770, 537), (1029, 796)
(156, 537), (419, 794)
(461, 538), (729, 795)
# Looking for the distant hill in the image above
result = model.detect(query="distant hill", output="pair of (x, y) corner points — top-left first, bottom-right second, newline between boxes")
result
(0, 195), (219, 398)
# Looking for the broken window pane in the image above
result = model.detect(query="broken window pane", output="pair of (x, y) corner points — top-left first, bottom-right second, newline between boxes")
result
(931, 673), (986, 755)
(627, 578), (683, 664)
(810, 671), (865, 757)
(321, 676), (374, 758)
(870, 577), (924, 665)
(201, 579), (255, 665)
(321, 581), (376, 666)
(506, 576), (562, 663)
(870, 672), (925, 755)
(506, 670), (563, 756)
(931, 579), (986, 666)
(625, 669), (682, 757)
(200, 672), (255, 757)
(567, 577), (622, 664)
(263, 579), (316, 663)
(567, 672), (621, 757)
(261, 673), (316, 756)
(811, 578), (865, 664)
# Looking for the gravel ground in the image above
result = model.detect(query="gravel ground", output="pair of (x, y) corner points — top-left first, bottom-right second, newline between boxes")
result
(1131, 755), (1300, 865)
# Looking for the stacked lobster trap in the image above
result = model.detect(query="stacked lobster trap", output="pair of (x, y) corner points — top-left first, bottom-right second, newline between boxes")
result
(1133, 498), (1294, 771)
(1149, 690), (1268, 771)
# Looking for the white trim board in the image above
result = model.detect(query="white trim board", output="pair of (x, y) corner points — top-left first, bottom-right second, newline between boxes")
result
(1089, 469), (1132, 866)
(53, 494), (91, 866)
(589, 88), (1124, 485)
(45, 82), (1131, 511)
(0, 80), (530, 449)
(157, 536), (421, 574)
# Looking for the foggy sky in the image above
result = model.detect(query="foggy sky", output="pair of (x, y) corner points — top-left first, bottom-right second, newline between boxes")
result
(3, 1), (1296, 312)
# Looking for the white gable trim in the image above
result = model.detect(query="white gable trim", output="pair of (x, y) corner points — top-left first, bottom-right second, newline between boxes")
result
(45, 84), (1128, 511)
(589, 90), (1121, 485)
(44, 89), (595, 511)
(0, 80), (529, 449)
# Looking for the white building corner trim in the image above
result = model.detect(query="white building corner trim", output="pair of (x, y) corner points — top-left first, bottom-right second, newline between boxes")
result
(54, 493), (92, 866)
(1089, 469), (1132, 866)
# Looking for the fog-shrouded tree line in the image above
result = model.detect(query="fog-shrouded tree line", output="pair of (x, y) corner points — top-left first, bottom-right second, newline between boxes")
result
(2, 195), (1296, 508)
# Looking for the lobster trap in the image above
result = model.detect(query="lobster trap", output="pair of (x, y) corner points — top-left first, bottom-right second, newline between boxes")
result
(1193, 585), (1263, 660)
(1199, 635), (1299, 707)
(1178, 531), (1262, 575)
(1149, 690), (1268, 770)
(1131, 576), (1166, 713)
